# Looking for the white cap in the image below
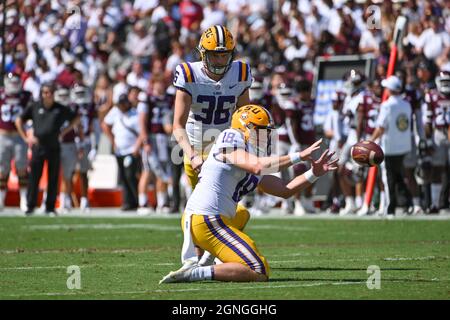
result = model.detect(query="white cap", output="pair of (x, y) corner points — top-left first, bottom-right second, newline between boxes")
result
(381, 75), (402, 92)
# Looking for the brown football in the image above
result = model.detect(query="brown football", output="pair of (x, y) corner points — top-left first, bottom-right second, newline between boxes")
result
(351, 140), (384, 166)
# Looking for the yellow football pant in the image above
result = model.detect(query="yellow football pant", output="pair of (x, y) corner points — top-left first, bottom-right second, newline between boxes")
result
(189, 213), (270, 276)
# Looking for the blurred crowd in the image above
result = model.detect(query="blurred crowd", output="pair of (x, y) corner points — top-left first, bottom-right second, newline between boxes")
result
(1, 0), (449, 215)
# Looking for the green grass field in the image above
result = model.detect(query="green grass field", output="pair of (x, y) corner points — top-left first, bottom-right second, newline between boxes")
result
(0, 214), (449, 299)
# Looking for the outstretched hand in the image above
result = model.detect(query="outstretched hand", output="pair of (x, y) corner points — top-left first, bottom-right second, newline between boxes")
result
(299, 138), (322, 161)
(310, 149), (339, 177)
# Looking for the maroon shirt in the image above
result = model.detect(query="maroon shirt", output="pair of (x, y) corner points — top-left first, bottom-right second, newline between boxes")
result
(147, 95), (173, 134)
(61, 103), (79, 143)
(77, 103), (96, 136)
(424, 89), (450, 129)
(361, 93), (380, 136)
(285, 99), (316, 145)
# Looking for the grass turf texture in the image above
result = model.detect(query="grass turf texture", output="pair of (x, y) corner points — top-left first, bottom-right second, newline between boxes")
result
(0, 216), (449, 299)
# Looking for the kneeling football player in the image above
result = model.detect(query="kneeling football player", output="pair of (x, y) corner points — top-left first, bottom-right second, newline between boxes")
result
(160, 105), (338, 283)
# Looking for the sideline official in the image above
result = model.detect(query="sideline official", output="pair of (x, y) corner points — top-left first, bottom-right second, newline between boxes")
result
(371, 75), (413, 217)
(15, 83), (80, 215)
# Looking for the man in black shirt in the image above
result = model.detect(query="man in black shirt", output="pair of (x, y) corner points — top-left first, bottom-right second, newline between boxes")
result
(15, 83), (80, 215)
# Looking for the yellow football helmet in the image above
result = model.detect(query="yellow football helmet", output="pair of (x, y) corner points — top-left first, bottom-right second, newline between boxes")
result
(198, 25), (235, 76)
(231, 105), (275, 156)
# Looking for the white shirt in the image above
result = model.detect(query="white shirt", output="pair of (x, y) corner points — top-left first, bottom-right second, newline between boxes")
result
(126, 72), (149, 91)
(112, 82), (129, 104)
(200, 8), (226, 31)
(359, 30), (382, 52)
(103, 107), (140, 156)
(416, 28), (450, 60)
(376, 95), (412, 156)
(284, 44), (308, 61)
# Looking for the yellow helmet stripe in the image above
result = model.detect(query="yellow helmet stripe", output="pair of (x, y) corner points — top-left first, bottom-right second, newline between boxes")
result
(181, 63), (193, 83)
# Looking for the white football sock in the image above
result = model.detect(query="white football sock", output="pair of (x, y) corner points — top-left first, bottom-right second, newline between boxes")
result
(80, 197), (88, 209)
(59, 192), (66, 209)
(355, 196), (363, 208)
(19, 188), (27, 202)
(413, 197), (420, 207)
(379, 191), (386, 210)
(345, 196), (355, 209)
(138, 193), (148, 207)
(157, 192), (167, 208)
(189, 266), (213, 281)
(431, 183), (442, 208)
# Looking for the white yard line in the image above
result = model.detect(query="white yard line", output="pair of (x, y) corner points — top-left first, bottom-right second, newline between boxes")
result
(21, 223), (313, 232)
(3, 255), (448, 271)
(3, 277), (446, 298)
(23, 223), (180, 231)
(0, 262), (180, 271)
(1, 208), (449, 220)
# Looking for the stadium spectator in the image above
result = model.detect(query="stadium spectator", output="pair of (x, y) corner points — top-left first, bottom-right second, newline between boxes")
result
(415, 16), (450, 61)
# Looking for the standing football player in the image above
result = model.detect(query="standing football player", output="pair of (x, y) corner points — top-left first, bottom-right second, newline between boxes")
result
(338, 70), (370, 215)
(138, 76), (174, 214)
(54, 87), (80, 213)
(285, 80), (317, 215)
(71, 84), (96, 212)
(172, 25), (253, 266)
(323, 90), (346, 213)
(0, 73), (31, 211)
(396, 70), (425, 214)
(422, 70), (450, 214)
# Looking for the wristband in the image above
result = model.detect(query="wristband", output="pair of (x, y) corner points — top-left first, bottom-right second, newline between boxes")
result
(289, 153), (302, 165)
(304, 169), (319, 184)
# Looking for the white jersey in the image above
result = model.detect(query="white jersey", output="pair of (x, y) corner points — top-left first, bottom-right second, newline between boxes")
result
(173, 60), (252, 152)
(185, 128), (261, 218)
(342, 90), (365, 143)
